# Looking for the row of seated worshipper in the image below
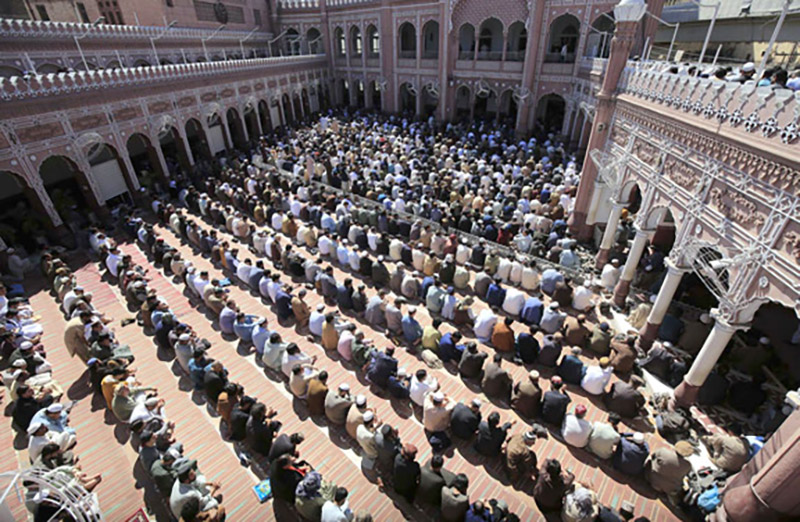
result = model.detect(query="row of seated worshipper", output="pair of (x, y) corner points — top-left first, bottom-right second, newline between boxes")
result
(140, 187), (640, 522)
(145, 175), (650, 426)
(153, 167), (633, 384)
(50, 246), (233, 522)
(0, 255), (119, 520)
(122, 213), (381, 522)
(144, 140), (671, 522)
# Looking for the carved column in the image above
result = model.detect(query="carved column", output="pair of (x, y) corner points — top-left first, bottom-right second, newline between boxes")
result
(177, 126), (196, 166)
(238, 108), (250, 144)
(675, 317), (748, 406)
(151, 135), (173, 180)
(220, 112), (234, 148)
(596, 200), (625, 268)
(716, 408), (800, 521)
(72, 154), (108, 217)
(613, 226), (651, 307)
(639, 259), (689, 349)
(569, 15), (641, 240)
(515, 0), (545, 136)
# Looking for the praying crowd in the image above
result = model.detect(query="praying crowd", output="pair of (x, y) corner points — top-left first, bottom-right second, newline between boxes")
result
(1, 108), (793, 521)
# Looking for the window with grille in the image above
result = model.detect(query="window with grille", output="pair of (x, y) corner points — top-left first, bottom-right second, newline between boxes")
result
(253, 8), (261, 25)
(194, 1), (244, 23)
(96, 0), (124, 25)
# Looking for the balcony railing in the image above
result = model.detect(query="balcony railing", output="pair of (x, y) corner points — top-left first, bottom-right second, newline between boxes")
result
(619, 60), (800, 149)
(0, 18), (273, 43)
(0, 54), (326, 101)
(544, 52), (576, 63)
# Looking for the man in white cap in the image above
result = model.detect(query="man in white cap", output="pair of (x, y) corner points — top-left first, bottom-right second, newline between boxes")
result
(346, 394), (370, 439)
(600, 259), (621, 293)
(613, 431), (649, 476)
(27, 421), (76, 463)
(732, 62), (756, 84)
(356, 410), (381, 467)
(61, 286), (85, 316)
(30, 402), (76, 435)
(539, 302), (566, 334)
(324, 382), (353, 426)
(423, 390), (455, 434)
(308, 304), (327, 338)
(130, 396), (171, 429)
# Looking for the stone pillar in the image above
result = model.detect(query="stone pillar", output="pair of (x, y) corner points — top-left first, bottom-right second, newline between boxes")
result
(569, 14), (641, 240)
(716, 408), (800, 522)
(613, 227), (650, 307)
(596, 201), (624, 268)
(220, 114), (234, 149)
(238, 110), (250, 144)
(515, 0), (545, 136)
(152, 136), (172, 180)
(639, 259), (688, 349)
(674, 318), (744, 406)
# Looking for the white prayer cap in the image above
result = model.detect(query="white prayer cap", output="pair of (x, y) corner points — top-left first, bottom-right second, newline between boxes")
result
(363, 411), (375, 422)
(20, 341), (33, 350)
(12, 359), (26, 368)
(338, 383), (350, 392)
(699, 313), (711, 324)
(471, 398), (482, 408)
(432, 392), (444, 403)
(179, 334), (191, 342)
(46, 403), (63, 413)
(355, 394), (367, 406)
(316, 304), (325, 311)
(145, 397), (159, 408)
(632, 432), (645, 444)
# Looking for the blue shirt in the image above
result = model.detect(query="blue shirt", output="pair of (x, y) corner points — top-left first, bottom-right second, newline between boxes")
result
(321, 214), (336, 233)
(233, 315), (258, 342)
(219, 307), (236, 334)
(275, 289), (293, 320)
(520, 297), (544, 326)
(188, 360), (212, 389)
(387, 375), (410, 399)
(540, 269), (564, 296)
(367, 351), (398, 387)
(558, 355), (586, 385)
(30, 409), (74, 434)
(401, 316), (423, 343)
(515, 333), (539, 364)
(420, 276), (435, 300)
(539, 308), (565, 334)
(613, 435), (650, 476)
(252, 325), (271, 355)
(438, 332), (464, 364)
(485, 284), (506, 309)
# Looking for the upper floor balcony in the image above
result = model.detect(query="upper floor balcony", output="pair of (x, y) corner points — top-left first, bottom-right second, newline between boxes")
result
(0, 54), (327, 111)
(0, 18), (278, 77)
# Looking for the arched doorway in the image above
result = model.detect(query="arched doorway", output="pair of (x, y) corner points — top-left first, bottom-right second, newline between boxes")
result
(350, 26), (362, 59)
(334, 27), (346, 58)
(499, 89), (518, 123)
(421, 84), (438, 117)
(127, 133), (166, 191)
(339, 79), (350, 107)
(370, 80), (382, 110)
(39, 156), (97, 221)
(586, 13), (614, 58)
(286, 28), (301, 56)
(398, 23), (417, 59)
(547, 14), (580, 62)
(243, 103), (260, 142)
(366, 25), (380, 57)
(506, 21), (527, 61)
(455, 86), (471, 120)
(281, 93), (293, 124)
(458, 24), (475, 60)
(185, 119), (211, 161)
(353, 80), (365, 108)
(226, 108), (247, 149)
(258, 100), (273, 133)
(535, 94), (566, 135)
(474, 87), (497, 120)
(0, 171), (52, 249)
(85, 143), (134, 208)
(301, 89), (311, 116)
(422, 21), (439, 59)
(292, 92), (303, 121)
(158, 126), (191, 176)
(207, 112), (229, 155)
(477, 18), (504, 60)
(399, 83), (417, 114)
(307, 28), (323, 54)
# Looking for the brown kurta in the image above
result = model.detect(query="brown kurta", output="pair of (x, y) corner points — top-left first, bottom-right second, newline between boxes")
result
(644, 447), (692, 494)
(64, 317), (88, 361)
(504, 433), (537, 479)
(512, 379), (543, 419)
(563, 317), (591, 348)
